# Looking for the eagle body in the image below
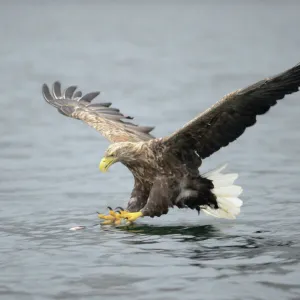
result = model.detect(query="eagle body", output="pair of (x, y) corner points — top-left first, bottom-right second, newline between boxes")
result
(120, 139), (217, 217)
(42, 62), (300, 223)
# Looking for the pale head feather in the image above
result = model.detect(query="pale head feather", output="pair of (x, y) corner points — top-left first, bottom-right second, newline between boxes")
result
(104, 141), (147, 163)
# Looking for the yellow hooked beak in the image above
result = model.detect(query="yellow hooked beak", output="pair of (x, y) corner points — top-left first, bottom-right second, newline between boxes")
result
(99, 156), (117, 172)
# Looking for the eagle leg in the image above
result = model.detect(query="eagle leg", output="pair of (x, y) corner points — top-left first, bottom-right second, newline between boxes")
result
(140, 177), (171, 218)
(118, 210), (143, 223)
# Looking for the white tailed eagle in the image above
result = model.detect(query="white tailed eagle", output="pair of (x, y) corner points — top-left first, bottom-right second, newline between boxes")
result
(42, 62), (300, 224)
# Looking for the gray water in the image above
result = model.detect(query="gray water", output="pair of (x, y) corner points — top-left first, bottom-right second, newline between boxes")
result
(1, 1), (300, 299)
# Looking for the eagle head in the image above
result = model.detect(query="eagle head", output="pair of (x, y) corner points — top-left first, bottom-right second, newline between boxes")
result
(99, 142), (145, 172)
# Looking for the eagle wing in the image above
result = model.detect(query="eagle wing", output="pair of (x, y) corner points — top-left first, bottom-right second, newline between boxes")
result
(42, 82), (155, 143)
(164, 63), (300, 159)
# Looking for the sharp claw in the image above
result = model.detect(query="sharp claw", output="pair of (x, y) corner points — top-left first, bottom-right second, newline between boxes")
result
(115, 206), (124, 211)
(107, 206), (113, 211)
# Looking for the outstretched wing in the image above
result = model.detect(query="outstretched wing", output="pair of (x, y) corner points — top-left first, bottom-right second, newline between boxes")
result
(42, 82), (155, 143)
(164, 63), (300, 158)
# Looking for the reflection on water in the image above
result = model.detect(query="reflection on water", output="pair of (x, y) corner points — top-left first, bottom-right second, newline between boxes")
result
(119, 224), (219, 240)
(119, 223), (294, 263)
(1, 1), (300, 299)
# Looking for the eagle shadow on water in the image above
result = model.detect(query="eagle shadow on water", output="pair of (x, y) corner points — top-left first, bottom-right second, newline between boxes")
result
(117, 224), (220, 242)
(42, 62), (300, 225)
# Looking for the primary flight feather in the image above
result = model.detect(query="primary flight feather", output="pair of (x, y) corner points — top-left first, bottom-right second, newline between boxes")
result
(42, 62), (300, 224)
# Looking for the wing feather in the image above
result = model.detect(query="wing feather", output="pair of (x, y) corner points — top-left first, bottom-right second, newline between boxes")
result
(63, 85), (77, 99)
(42, 82), (155, 143)
(164, 63), (300, 158)
(73, 91), (82, 99)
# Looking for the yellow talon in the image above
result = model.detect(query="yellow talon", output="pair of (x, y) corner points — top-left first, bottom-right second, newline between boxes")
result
(98, 208), (143, 225)
(114, 219), (121, 225)
(98, 207), (122, 225)
(101, 220), (115, 225)
(109, 211), (118, 217)
(98, 214), (116, 220)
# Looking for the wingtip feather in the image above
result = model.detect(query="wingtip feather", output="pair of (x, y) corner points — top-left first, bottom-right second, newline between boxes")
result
(52, 81), (62, 98)
(80, 91), (101, 103)
(63, 85), (77, 99)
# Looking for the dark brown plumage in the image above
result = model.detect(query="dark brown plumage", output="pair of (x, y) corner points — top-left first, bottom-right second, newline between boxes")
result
(164, 63), (300, 159)
(42, 62), (300, 223)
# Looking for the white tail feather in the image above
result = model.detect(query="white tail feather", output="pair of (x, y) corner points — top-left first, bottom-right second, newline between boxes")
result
(202, 164), (243, 219)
